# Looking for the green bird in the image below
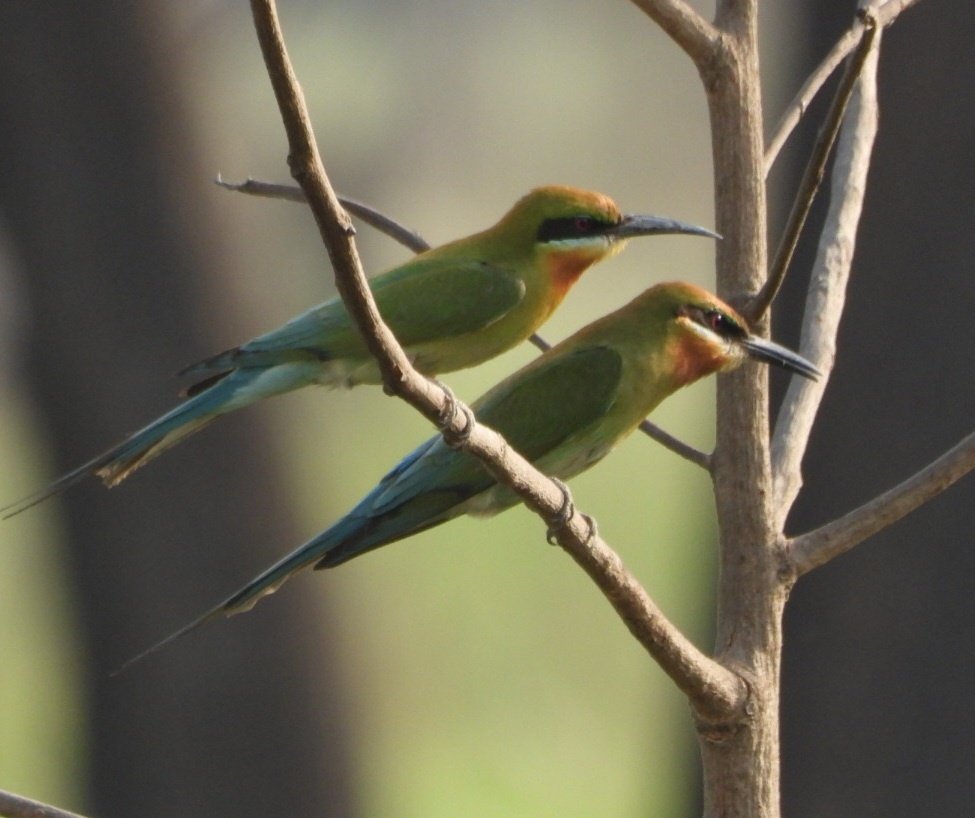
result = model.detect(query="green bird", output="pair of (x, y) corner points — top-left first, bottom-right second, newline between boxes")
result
(4, 186), (714, 517)
(127, 281), (819, 667)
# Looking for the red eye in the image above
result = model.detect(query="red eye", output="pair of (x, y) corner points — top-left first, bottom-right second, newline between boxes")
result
(701, 309), (746, 340)
(573, 216), (594, 233)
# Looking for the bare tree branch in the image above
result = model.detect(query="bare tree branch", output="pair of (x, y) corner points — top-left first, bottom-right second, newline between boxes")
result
(637, 419), (712, 469)
(222, 176), (714, 469)
(789, 432), (975, 576)
(216, 174), (305, 203)
(771, 16), (881, 527)
(764, 0), (923, 173)
(748, 13), (877, 322)
(0, 788), (90, 818)
(248, 0), (744, 720)
(628, 0), (719, 65)
(564, 527), (745, 717)
(696, 3), (788, 813)
(216, 175), (430, 254)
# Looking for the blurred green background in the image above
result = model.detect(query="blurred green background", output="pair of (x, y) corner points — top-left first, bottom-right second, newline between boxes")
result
(0, 2), (806, 816)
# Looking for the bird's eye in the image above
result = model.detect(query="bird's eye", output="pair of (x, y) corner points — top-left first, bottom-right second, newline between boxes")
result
(701, 309), (746, 339)
(573, 216), (596, 233)
(678, 305), (744, 338)
(706, 310), (727, 332)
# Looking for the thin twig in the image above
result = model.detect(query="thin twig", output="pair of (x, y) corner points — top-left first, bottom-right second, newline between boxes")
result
(0, 788), (91, 818)
(789, 432), (975, 576)
(216, 176), (430, 254)
(638, 420), (711, 469)
(747, 10), (878, 322)
(627, 0), (719, 67)
(216, 174), (305, 203)
(771, 10), (881, 526)
(764, 0), (923, 173)
(249, 0), (744, 719)
(224, 176), (713, 468)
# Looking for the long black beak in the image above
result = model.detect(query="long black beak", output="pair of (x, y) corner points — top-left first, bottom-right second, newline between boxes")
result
(741, 336), (821, 381)
(613, 213), (721, 241)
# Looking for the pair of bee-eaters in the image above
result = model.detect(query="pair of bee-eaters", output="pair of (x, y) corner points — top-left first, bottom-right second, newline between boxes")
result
(6, 185), (818, 657)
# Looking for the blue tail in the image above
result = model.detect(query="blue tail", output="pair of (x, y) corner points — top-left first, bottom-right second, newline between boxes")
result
(217, 477), (459, 618)
(117, 435), (485, 671)
(3, 362), (320, 518)
(213, 432), (488, 612)
(114, 510), (379, 674)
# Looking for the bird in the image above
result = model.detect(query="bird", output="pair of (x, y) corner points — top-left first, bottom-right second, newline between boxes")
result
(3, 186), (716, 517)
(122, 281), (819, 669)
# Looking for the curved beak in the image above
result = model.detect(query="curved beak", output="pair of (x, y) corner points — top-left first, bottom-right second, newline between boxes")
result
(740, 336), (821, 381)
(612, 213), (721, 241)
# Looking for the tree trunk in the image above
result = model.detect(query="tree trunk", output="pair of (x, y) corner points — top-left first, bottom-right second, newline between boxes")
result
(0, 4), (357, 816)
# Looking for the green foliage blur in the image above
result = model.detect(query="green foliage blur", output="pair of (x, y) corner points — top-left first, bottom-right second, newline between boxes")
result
(0, 2), (798, 814)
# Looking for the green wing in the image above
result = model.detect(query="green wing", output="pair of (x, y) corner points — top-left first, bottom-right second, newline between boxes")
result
(474, 344), (624, 460)
(372, 259), (526, 345)
(370, 344), (625, 515)
(187, 259), (526, 372)
(309, 344), (625, 565)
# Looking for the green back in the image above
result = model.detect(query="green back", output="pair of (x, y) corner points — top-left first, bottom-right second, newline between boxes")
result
(228, 259), (526, 366)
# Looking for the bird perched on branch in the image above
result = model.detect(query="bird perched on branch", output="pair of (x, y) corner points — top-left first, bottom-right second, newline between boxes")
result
(125, 281), (819, 668)
(4, 186), (714, 516)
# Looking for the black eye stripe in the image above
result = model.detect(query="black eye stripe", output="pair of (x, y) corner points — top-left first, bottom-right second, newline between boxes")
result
(680, 306), (747, 340)
(537, 215), (614, 243)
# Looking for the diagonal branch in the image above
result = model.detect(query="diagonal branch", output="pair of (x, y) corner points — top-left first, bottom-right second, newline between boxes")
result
(221, 175), (712, 469)
(764, 0), (924, 173)
(216, 175), (430, 254)
(789, 432), (975, 576)
(637, 419), (711, 469)
(248, 0), (743, 719)
(771, 18), (881, 528)
(627, 0), (719, 67)
(0, 788), (90, 818)
(748, 12), (878, 322)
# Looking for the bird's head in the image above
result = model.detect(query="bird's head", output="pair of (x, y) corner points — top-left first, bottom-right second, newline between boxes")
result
(652, 282), (821, 386)
(494, 186), (718, 294)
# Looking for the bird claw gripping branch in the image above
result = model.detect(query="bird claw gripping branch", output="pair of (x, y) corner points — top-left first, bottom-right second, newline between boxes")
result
(433, 381), (476, 449)
(545, 477), (598, 547)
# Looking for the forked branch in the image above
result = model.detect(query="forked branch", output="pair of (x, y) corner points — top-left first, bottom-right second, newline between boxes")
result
(771, 14), (881, 524)
(789, 432), (975, 575)
(627, 0), (719, 65)
(770, 0), (973, 581)
(748, 12), (878, 321)
(764, 0), (923, 172)
(247, 0), (744, 719)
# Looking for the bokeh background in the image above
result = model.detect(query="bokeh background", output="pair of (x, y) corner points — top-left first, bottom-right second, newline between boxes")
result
(0, 2), (971, 817)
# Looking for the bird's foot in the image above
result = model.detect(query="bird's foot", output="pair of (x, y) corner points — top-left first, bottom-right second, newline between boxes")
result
(545, 478), (598, 546)
(433, 380), (475, 449)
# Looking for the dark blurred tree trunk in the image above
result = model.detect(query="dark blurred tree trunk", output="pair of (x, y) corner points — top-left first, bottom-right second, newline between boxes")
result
(0, 4), (357, 816)
(775, 2), (975, 815)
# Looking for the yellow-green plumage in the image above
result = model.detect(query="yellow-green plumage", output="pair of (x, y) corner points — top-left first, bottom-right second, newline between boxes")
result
(189, 186), (650, 382)
(129, 282), (818, 664)
(4, 187), (714, 516)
